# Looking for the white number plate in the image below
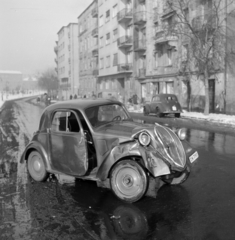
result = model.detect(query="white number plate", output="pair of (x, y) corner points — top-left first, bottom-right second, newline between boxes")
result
(172, 106), (177, 111)
(189, 151), (199, 163)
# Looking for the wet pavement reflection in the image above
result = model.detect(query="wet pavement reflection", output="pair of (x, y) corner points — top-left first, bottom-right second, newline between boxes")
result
(1, 98), (235, 239)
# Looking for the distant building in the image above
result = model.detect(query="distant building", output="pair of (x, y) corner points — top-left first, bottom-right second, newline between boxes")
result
(55, 23), (79, 100)
(0, 71), (22, 92)
(22, 75), (39, 91)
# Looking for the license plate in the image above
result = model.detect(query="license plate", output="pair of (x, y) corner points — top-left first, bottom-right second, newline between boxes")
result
(189, 151), (199, 163)
(172, 106), (177, 111)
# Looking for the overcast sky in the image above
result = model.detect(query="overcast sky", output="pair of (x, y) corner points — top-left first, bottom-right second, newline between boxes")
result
(0, 0), (92, 75)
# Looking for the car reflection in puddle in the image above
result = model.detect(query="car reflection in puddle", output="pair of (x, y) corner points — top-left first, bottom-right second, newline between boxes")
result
(54, 173), (192, 240)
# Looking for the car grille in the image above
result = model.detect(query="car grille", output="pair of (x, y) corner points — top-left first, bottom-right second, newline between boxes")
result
(154, 124), (186, 171)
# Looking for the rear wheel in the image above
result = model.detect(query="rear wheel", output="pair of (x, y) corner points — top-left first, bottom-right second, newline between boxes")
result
(161, 165), (190, 185)
(110, 160), (148, 203)
(28, 151), (48, 182)
(156, 107), (163, 118)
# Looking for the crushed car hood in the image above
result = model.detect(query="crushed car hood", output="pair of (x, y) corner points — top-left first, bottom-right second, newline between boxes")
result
(94, 121), (186, 170)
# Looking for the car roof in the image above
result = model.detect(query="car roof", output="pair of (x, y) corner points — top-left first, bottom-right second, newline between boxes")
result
(153, 94), (177, 98)
(44, 98), (121, 112)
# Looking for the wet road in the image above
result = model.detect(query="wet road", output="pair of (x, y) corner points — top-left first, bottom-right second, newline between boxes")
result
(1, 98), (235, 240)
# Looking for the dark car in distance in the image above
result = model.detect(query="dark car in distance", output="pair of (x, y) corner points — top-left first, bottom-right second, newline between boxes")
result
(21, 98), (199, 202)
(143, 94), (182, 118)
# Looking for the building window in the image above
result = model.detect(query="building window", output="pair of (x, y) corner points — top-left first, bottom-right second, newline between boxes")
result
(113, 5), (117, 18)
(106, 33), (110, 45)
(113, 28), (118, 41)
(99, 15), (104, 27)
(106, 55), (110, 68)
(113, 53), (118, 66)
(106, 10), (110, 22)
(100, 58), (104, 69)
(100, 36), (103, 48)
(167, 49), (172, 66)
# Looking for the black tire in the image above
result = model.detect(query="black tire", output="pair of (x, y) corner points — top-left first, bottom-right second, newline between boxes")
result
(175, 113), (181, 118)
(110, 160), (148, 203)
(161, 165), (190, 185)
(143, 107), (149, 116)
(27, 151), (48, 182)
(156, 107), (163, 118)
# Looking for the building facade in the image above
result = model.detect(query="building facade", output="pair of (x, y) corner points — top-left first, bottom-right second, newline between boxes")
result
(97, 0), (135, 101)
(56, 23), (79, 100)
(78, 0), (99, 98)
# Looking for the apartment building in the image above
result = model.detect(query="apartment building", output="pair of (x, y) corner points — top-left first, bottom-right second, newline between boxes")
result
(98, 0), (136, 101)
(0, 71), (22, 92)
(78, 0), (99, 98)
(56, 23), (79, 99)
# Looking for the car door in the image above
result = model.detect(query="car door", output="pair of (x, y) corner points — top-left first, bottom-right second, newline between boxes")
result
(49, 110), (88, 176)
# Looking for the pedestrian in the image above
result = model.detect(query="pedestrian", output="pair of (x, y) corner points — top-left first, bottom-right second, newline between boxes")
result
(70, 94), (73, 100)
(219, 91), (225, 112)
(92, 91), (96, 99)
(84, 95), (86, 98)
(74, 94), (77, 99)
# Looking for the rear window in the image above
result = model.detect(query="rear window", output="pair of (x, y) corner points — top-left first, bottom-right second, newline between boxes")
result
(166, 96), (177, 101)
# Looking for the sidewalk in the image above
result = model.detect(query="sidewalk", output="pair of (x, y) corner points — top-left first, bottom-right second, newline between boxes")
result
(126, 104), (235, 128)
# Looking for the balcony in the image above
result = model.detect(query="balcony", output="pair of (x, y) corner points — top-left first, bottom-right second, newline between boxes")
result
(138, 68), (146, 79)
(117, 36), (133, 48)
(134, 39), (146, 51)
(117, 8), (133, 23)
(117, 63), (133, 72)
(162, 2), (175, 19)
(54, 46), (58, 53)
(91, 7), (98, 18)
(155, 31), (178, 45)
(54, 58), (58, 64)
(92, 48), (98, 57)
(92, 27), (98, 37)
(133, 11), (146, 25)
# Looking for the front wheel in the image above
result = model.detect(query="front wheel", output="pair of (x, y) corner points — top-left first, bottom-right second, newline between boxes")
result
(161, 165), (190, 185)
(110, 160), (148, 203)
(28, 151), (48, 182)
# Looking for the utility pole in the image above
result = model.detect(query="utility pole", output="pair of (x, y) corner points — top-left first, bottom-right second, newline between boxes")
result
(224, 0), (228, 114)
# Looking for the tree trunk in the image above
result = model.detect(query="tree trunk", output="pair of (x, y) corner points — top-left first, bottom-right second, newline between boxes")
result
(204, 68), (210, 115)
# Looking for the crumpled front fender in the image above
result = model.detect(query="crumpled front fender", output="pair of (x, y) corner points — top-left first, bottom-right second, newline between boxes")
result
(96, 141), (170, 181)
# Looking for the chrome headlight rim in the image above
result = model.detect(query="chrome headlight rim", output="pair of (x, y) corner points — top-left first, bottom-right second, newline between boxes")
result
(139, 132), (151, 146)
(177, 128), (187, 140)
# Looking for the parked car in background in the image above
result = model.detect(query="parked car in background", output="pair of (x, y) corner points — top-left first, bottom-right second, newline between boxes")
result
(143, 94), (182, 118)
(21, 98), (198, 203)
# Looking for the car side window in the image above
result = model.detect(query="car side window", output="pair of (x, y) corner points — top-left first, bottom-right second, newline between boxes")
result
(51, 111), (80, 133)
(152, 96), (160, 102)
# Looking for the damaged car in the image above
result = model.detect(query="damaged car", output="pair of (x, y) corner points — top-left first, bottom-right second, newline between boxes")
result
(20, 99), (199, 203)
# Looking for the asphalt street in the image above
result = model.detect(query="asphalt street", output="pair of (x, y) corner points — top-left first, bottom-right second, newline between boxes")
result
(0, 97), (235, 240)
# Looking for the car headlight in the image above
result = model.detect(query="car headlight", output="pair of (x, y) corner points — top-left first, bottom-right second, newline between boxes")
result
(139, 132), (151, 146)
(177, 128), (187, 140)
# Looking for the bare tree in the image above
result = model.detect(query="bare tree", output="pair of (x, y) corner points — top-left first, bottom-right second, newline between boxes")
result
(37, 68), (59, 93)
(163, 0), (235, 114)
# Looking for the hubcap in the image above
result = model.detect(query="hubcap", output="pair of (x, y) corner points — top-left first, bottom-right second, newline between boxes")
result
(33, 160), (41, 172)
(116, 167), (142, 197)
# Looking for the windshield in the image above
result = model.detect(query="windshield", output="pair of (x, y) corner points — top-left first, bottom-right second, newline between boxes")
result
(85, 104), (131, 128)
